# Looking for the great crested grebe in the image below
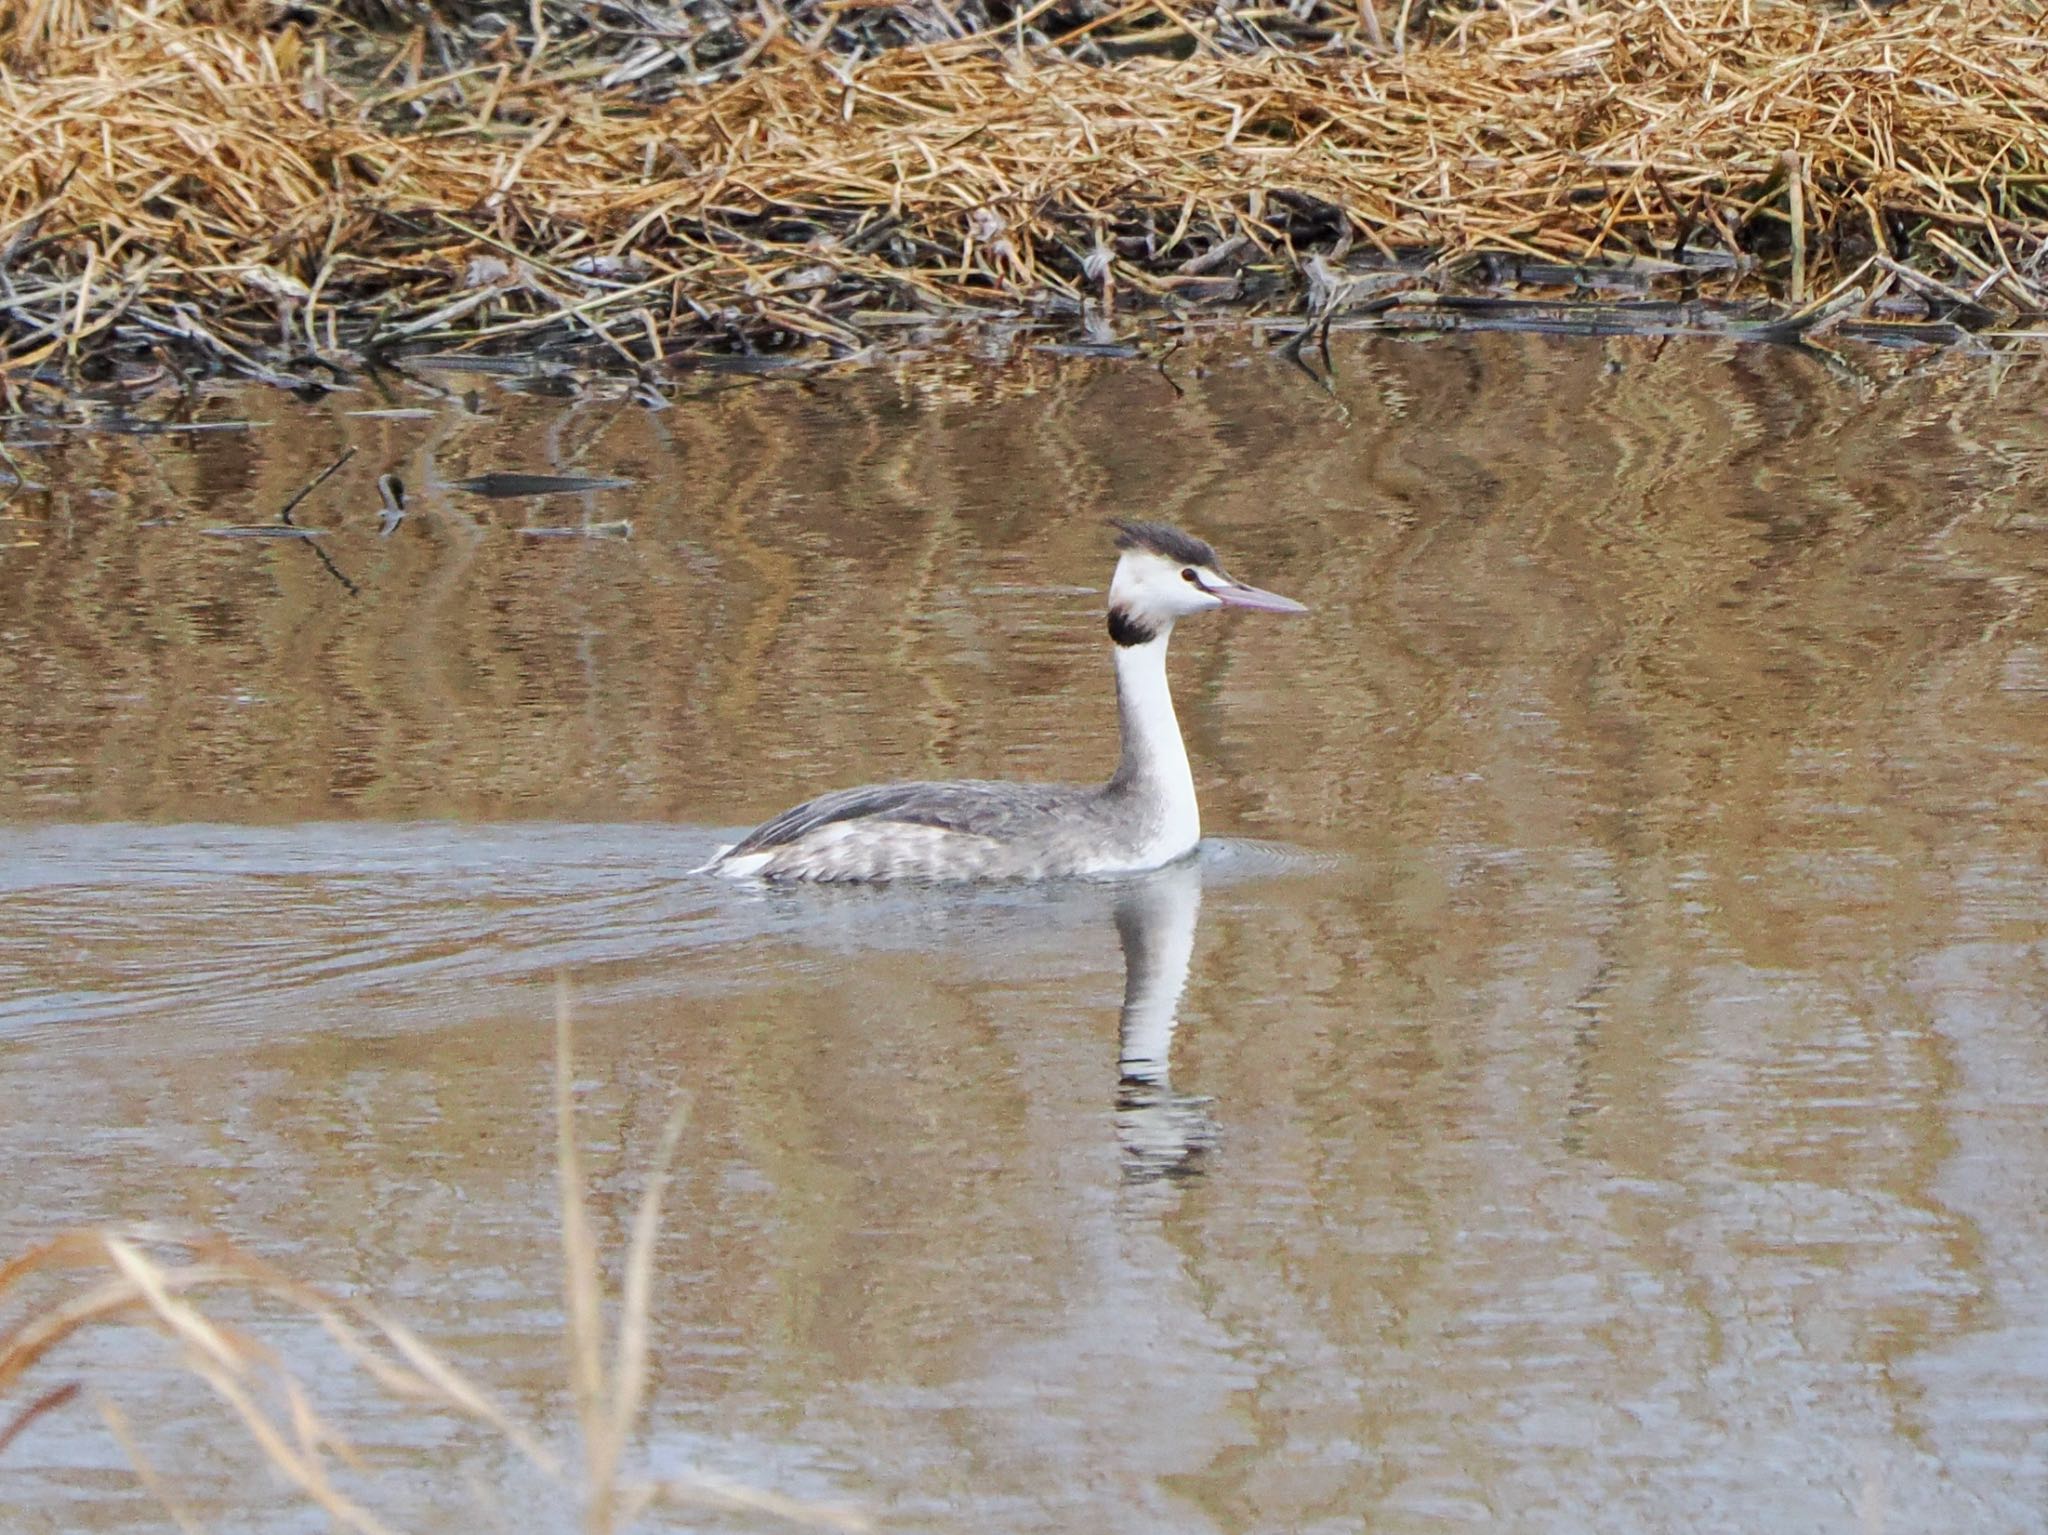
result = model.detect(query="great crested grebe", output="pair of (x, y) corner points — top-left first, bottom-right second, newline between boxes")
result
(702, 520), (1306, 882)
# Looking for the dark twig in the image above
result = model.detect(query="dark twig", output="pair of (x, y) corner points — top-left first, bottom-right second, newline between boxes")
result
(1152, 338), (1186, 398)
(277, 447), (356, 527)
(302, 536), (361, 598)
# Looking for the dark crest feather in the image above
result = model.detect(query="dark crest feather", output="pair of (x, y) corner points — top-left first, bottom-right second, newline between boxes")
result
(1109, 518), (1218, 570)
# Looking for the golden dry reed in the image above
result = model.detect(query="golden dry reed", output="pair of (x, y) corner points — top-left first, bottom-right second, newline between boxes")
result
(0, 991), (868, 1534)
(2, 0), (2046, 375)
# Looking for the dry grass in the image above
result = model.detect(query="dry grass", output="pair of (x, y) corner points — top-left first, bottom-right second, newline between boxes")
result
(2, 0), (2046, 389)
(0, 988), (869, 1535)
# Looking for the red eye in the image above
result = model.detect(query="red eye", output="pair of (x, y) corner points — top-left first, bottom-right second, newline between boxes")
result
(1182, 568), (1199, 583)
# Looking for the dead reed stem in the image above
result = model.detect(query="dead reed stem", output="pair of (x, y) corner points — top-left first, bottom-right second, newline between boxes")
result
(553, 978), (693, 1535)
(3, 0), (2046, 384)
(0, 996), (867, 1534)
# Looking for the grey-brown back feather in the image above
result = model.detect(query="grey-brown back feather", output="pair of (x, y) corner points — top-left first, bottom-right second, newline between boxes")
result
(722, 779), (1092, 856)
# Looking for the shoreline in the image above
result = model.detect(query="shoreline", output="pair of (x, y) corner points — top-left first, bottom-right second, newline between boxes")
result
(2, 0), (2043, 400)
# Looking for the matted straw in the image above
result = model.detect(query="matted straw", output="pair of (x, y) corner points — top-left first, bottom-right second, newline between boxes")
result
(2, 0), (2045, 382)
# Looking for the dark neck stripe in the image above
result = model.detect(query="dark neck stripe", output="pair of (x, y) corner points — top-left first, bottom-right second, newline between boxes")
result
(1107, 606), (1161, 648)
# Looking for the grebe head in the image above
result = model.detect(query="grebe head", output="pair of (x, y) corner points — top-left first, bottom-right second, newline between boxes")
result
(1106, 519), (1306, 645)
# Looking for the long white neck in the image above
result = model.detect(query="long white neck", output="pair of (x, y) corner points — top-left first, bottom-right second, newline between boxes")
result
(1108, 631), (1199, 843)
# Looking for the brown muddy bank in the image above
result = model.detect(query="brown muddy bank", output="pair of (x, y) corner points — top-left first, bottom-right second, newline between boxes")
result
(2, 0), (2045, 407)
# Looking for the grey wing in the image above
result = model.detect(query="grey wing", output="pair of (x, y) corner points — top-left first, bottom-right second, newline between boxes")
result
(724, 779), (1083, 855)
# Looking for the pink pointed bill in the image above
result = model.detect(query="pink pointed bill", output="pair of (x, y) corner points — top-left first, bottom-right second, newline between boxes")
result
(1211, 580), (1307, 613)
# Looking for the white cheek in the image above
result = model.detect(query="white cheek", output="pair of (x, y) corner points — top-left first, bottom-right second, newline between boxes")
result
(1111, 562), (1221, 619)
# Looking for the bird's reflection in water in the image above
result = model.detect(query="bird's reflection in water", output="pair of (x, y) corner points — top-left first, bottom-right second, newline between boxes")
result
(731, 840), (1296, 1184)
(1111, 860), (1219, 1183)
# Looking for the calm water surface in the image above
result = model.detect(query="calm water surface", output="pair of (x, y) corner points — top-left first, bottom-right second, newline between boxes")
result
(2, 334), (2046, 1532)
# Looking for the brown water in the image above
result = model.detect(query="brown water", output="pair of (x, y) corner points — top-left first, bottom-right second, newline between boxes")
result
(3, 332), (2046, 1533)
